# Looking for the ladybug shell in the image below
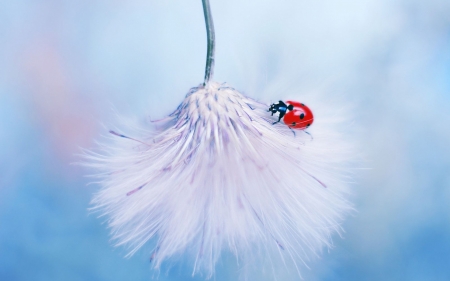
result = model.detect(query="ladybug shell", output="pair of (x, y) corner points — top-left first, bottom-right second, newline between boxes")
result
(283, 101), (314, 130)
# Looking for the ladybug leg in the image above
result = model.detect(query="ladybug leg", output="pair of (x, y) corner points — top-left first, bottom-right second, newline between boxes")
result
(272, 110), (285, 124)
(272, 116), (282, 125)
(303, 130), (314, 140)
(289, 127), (296, 137)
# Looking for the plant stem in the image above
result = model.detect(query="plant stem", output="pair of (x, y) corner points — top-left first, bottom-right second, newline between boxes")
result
(202, 0), (215, 86)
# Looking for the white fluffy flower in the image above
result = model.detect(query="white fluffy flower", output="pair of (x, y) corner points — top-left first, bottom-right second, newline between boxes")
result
(86, 81), (354, 278)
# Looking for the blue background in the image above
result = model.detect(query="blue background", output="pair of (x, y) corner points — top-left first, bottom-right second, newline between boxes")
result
(1, 0), (450, 280)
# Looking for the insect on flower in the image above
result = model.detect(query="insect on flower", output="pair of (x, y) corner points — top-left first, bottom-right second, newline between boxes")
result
(269, 100), (314, 130)
(88, 81), (345, 277)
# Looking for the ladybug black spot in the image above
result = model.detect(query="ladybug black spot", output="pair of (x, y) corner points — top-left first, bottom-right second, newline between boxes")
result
(301, 103), (305, 106)
(307, 123), (311, 127)
(292, 122), (296, 126)
(300, 113), (305, 119)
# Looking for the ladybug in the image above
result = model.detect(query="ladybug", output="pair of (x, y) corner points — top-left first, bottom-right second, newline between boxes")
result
(269, 100), (314, 130)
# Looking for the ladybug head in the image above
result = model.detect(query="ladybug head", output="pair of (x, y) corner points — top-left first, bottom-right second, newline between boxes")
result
(269, 101), (293, 114)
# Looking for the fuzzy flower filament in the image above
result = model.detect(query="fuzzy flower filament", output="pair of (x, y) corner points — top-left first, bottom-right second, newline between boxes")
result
(88, 81), (353, 277)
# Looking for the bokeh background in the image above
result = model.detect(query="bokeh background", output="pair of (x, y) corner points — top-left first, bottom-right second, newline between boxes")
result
(1, 0), (450, 280)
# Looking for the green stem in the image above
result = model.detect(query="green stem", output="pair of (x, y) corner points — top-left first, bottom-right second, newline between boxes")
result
(202, 0), (215, 86)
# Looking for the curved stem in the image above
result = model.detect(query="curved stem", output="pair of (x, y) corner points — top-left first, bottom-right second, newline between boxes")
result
(202, 0), (215, 86)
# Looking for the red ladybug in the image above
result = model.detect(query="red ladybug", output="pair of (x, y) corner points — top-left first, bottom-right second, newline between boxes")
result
(269, 100), (314, 130)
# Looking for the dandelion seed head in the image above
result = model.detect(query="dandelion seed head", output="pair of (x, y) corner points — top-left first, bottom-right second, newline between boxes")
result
(87, 81), (355, 278)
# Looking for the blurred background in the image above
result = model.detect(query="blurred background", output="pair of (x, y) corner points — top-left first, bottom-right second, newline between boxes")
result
(1, 0), (449, 280)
